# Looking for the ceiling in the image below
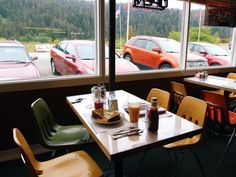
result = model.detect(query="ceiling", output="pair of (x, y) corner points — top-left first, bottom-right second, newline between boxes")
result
(179, 0), (236, 8)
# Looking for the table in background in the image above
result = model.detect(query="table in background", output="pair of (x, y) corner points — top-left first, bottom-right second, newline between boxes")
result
(66, 90), (202, 177)
(184, 75), (236, 96)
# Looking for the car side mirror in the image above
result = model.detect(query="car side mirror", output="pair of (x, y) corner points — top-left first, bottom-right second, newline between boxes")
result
(199, 51), (207, 56)
(152, 47), (161, 53)
(65, 54), (76, 61)
(31, 56), (38, 61)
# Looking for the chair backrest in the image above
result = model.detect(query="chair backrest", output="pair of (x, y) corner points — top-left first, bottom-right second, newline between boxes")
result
(227, 73), (236, 80)
(31, 98), (58, 148)
(146, 88), (170, 110)
(201, 90), (229, 124)
(177, 96), (207, 128)
(170, 81), (187, 106)
(13, 128), (40, 177)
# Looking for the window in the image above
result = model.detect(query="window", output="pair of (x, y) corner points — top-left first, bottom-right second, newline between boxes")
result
(188, 2), (234, 67)
(0, 0), (235, 92)
(133, 39), (147, 49)
(146, 41), (156, 51)
(0, 0), (96, 82)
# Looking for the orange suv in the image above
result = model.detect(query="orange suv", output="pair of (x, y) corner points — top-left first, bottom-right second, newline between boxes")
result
(122, 35), (208, 69)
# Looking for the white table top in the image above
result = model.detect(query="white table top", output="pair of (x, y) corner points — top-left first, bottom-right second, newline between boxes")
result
(66, 90), (202, 161)
(184, 75), (236, 93)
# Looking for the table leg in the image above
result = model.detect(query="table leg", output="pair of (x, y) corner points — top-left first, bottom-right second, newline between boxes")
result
(114, 159), (123, 177)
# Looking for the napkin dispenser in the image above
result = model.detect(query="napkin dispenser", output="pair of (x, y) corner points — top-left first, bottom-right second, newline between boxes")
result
(108, 97), (118, 111)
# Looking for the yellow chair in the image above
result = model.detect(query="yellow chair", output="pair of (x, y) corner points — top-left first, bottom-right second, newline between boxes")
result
(170, 81), (188, 113)
(13, 128), (103, 177)
(146, 88), (170, 110)
(163, 96), (207, 177)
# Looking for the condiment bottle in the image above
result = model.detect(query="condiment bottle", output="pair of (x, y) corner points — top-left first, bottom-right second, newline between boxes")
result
(148, 97), (159, 133)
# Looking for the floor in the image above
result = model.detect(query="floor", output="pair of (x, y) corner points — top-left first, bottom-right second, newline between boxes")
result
(1, 130), (236, 177)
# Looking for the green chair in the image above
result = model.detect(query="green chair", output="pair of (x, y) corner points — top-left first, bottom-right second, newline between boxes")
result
(31, 98), (90, 150)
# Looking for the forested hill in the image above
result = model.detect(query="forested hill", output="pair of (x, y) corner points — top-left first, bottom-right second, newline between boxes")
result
(0, 0), (231, 43)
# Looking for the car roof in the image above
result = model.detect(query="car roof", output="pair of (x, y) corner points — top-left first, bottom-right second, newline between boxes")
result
(189, 42), (216, 46)
(0, 40), (24, 47)
(131, 35), (173, 41)
(61, 40), (95, 45)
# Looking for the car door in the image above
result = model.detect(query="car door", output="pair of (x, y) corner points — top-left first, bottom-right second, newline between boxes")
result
(63, 43), (78, 75)
(131, 39), (147, 64)
(145, 40), (162, 68)
(53, 42), (68, 74)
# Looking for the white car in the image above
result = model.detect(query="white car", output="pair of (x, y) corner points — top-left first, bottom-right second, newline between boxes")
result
(35, 44), (52, 52)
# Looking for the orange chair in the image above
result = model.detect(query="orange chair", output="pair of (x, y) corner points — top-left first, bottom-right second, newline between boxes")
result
(202, 90), (236, 165)
(13, 128), (103, 177)
(170, 81), (188, 113)
(146, 88), (170, 110)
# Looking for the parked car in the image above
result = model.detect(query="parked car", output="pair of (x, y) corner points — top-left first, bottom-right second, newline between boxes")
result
(50, 40), (139, 75)
(35, 43), (52, 52)
(188, 42), (230, 66)
(122, 35), (208, 69)
(0, 40), (40, 80)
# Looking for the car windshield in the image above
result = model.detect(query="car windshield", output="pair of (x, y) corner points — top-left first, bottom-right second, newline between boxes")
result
(158, 40), (181, 53)
(76, 45), (111, 60)
(0, 47), (30, 62)
(205, 45), (229, 56)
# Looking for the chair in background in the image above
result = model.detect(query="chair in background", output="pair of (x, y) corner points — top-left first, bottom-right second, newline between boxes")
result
(202, 90), (236, 165)
(31, 98), (90, 150)
(13, 128), (103, 177)
(163, 96), (207, 177)
(170, 81), (188, 113)
(146, 88), (170, 110)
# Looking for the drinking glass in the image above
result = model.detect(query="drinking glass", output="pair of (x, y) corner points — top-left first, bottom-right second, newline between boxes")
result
(128, 102), (140, 128)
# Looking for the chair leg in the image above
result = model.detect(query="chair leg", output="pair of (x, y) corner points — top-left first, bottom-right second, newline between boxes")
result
(219, 128), (236, 165)
(171, 150), (185, 177)
(191, 150), (206, 177)
(172, 105), (178, 113)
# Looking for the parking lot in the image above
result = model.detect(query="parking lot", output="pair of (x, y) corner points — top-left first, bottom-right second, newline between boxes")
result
(30, 52), (52, 77)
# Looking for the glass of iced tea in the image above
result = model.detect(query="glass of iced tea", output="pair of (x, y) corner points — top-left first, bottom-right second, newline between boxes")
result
(128, 102), (140, 128)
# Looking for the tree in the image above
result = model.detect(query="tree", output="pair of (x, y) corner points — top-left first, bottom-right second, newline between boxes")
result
(168, 27), (220, 44)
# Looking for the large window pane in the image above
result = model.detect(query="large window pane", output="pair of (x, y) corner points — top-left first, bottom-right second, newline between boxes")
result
(188, 3), (234, 68)
(111, 0), (187, 72)
(0, 0), (96, 81)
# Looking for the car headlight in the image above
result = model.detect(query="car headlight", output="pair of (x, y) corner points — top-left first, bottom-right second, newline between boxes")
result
(84, 67), (95, 74)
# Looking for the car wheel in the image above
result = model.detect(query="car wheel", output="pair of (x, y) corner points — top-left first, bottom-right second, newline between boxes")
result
(51, 59), (60, 75)
(210, 63), (221, 66)
(159, 63), (172, 70)
(124, 54), (133, 62)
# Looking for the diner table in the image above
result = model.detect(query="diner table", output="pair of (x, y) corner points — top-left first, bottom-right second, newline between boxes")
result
(66, 90), (202, 177)
(184, 75), (236, 95)
(184, 75), (236, 107)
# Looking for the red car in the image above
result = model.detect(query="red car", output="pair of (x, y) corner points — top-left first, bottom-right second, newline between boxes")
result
(50, 40), (139, 75)
(188, 42), (230, 66)
(122, 35), (208, 69)
(0, 40), (40, 80)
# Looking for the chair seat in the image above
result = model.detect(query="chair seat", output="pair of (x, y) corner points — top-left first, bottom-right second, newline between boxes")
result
(48, 125), (90, 147)
(163, 135), (201, 149)
(37, 151), (103, 177)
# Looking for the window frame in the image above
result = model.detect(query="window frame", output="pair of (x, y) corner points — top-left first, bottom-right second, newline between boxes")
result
(0, 0), (235, 93)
